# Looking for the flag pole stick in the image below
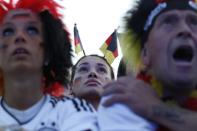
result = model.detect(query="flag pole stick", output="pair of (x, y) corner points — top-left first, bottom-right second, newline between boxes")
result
(74, 23), (86, 56)
(81, 45), (86, 56)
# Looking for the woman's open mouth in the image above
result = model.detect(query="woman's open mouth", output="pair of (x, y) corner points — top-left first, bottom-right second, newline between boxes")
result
(12, 47), (30, 56)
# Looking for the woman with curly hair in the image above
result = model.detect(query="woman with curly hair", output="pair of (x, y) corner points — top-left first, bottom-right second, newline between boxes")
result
(0, 0), (97, 130)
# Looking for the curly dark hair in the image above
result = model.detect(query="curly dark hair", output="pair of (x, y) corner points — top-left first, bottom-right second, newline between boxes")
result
(40, 11), (73, 87)
(71, 54), (114, 83)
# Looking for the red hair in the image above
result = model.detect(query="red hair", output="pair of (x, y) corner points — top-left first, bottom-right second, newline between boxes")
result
(0, 0), (66, 96)
(0, 0), (63, 21)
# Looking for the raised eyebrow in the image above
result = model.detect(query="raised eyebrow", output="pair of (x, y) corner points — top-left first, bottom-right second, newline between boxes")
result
(186, 13), (197, 19)
(12, 13), (30, 18)
(97, 63), (107, 68)
(78, 62), (89, 67)
(157, 13), (178, 22)
(166, 14), (176, 19)
(0, 23), (14, 32)
(2, 21), (39, 27)
(2, 22), (13, 27)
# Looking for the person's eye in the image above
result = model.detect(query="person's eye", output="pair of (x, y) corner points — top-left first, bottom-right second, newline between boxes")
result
(98, 67), (107, 73)
(189, 17), (197, 26)
(78, 67), (88, 73)
(2, 28), (14, 37)
(162, 16), (176, 25)
(27, 26), (39, 36)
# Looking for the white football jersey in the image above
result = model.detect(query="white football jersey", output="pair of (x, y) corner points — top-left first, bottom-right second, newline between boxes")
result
(98, 96), (157, 131)
(0, 95), (98, 131)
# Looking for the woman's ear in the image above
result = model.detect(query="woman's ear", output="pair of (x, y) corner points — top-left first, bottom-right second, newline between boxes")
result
(141, 46), (150, 68)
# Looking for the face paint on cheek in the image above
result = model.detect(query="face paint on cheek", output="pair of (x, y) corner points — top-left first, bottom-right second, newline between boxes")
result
(0, 44), (8, 49)
(73, 76), (82, 86)
(104, 77), (111, 82)
(104, 77), (110, 82)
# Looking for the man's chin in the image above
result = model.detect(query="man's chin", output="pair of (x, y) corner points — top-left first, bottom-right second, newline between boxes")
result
(165, 78), (196, 93)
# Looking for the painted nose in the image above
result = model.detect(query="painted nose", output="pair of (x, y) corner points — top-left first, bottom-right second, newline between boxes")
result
(88, 72), (97, 78)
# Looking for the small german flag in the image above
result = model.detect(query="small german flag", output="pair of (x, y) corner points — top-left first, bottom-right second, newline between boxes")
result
(100, 30), (118, 64)
(74, 24), (83, 54)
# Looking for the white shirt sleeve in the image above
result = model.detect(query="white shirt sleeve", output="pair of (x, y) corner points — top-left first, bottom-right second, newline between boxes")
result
(98, 96), (157, 131)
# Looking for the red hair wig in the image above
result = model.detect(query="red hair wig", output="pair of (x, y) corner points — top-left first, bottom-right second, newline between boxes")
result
(0, 0), (63, 21)
(0, 0), (67, 96)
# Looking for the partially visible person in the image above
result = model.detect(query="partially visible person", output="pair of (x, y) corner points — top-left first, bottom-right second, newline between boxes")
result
(0, 0), (98, 130)
(98, 0), (197, 131)
(44, 83), (72, 97)
(71, 54), (114, 109)
(117, 58), (127, 77)
(117, 57), (133, 77)
(63, 84), (73, 97)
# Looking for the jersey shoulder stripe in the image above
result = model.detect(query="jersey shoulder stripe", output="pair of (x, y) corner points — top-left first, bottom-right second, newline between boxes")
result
(48, 95), (95, 112)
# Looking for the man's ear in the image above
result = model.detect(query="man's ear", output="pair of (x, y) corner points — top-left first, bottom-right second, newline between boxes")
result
(141, 46), (150, 67)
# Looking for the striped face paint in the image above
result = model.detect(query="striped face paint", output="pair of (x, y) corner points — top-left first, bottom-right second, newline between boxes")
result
(104, 77), (111, 82)
(71, 55), (114, 101)
(73, 76), (82, 86)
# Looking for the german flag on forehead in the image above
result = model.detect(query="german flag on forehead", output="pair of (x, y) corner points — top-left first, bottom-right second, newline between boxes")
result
(100, 30), (118, 64)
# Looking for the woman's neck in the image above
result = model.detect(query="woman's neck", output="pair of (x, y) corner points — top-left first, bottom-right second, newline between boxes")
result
(79, 93), (100, 110)
(87, 99), (100, 110)
(3, 72), (43, 110)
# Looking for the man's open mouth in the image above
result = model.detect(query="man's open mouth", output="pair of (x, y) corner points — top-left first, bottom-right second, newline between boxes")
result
(173, 45), (194, 63)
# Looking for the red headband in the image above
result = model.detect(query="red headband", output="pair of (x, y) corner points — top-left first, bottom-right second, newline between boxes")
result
(0, 0), (63, 21)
